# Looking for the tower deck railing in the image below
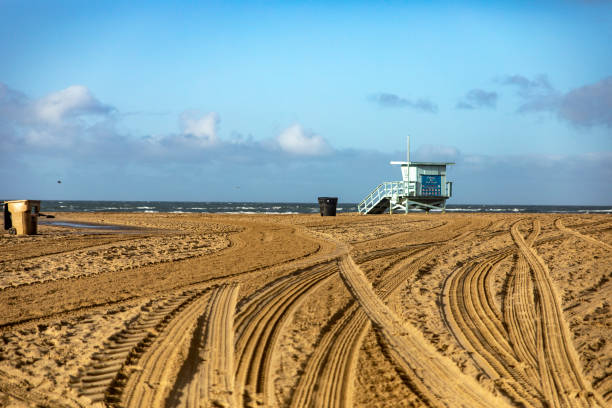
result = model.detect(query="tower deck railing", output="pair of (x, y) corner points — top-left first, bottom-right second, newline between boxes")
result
(358, 180), (452, 214)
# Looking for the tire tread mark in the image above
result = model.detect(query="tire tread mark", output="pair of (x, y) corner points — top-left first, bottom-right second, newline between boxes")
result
(115, 289), (213, 407)
(442, 251), (544, 407)
(290, 247), (434, 408)
(173, 283), (240, 408)
(555, 219), (612, 251)
(292, 232), (476, 408)
(503, 224), (540, 371)
(72, 291), (200, 404)
(233, 263), (336, 407)
(339, 255), (510, 408)
(512, 220), (605, 407)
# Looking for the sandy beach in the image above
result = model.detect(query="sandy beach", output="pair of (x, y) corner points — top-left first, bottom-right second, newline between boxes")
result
(0, 212), (610, 407)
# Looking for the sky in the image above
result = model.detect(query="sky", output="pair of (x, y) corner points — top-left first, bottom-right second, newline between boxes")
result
(1, 0), (611, 205)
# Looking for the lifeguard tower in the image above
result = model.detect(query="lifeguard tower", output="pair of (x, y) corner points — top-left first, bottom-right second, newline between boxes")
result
(358, 137), (454, 214)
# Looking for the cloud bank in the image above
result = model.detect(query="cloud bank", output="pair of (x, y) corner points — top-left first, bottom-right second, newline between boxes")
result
(0, 82), (333, 164)
(1, 82), (610, 205)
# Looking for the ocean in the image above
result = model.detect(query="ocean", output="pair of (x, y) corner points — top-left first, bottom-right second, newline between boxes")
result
(18, 200), (612, 214)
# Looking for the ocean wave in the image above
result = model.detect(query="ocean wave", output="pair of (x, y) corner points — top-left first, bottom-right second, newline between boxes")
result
(36, 201), (611, 214)
(222, 211), (299, 215)
(579, 209), (612, 213)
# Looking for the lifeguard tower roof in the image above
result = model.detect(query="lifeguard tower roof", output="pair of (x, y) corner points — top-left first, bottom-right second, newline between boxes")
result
(392, 161), (455, 165)
(358, 137), (454, 214)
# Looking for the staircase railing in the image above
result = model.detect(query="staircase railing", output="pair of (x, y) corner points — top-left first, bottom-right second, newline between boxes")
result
(358, 181), (411, 214)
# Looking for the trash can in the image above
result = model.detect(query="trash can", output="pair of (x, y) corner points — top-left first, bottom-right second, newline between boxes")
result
(3, 203), (11, 232)
(318, 197), (338, 216)
(4, 200), (40, 235)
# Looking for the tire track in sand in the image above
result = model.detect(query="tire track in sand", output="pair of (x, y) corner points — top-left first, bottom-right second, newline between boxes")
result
(511, 220), (605, 407)
(290, 247), (433, 408)
(72, 289), (208, 405)
(0, 220), (324, 328)
(233, 262), (337, 407)
(442, 222), (545, 407)
(290, 231), (476, 408)
(555, 218), (612, 251)
(502, 221), (541, 400)
(170, 283), (240, 408)
(116, 289), (213, 407)
(339, 254), (510, 408)
(503, 253), (538, 371)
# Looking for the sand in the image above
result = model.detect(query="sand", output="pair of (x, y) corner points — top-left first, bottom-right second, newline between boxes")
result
(0, 212), (609, 407)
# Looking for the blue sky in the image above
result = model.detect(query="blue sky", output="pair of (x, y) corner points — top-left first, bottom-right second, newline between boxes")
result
(1, 0), (611, 204)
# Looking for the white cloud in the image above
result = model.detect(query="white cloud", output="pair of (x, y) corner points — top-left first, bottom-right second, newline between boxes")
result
(1, 82), (116, 149)
(34, 85), (113, 123)
(276, 124), (331, 155)
(180, 111), (219, 147)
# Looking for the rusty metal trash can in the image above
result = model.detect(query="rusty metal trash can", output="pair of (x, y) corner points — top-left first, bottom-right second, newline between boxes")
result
(4, 200), (40, 235)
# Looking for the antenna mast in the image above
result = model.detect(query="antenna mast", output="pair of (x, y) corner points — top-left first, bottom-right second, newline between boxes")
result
(407, 135), (410, 165)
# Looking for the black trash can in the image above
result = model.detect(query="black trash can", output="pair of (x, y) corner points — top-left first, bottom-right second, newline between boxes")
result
(4, 203), (12, 230)
(318, 197), (338, 216)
